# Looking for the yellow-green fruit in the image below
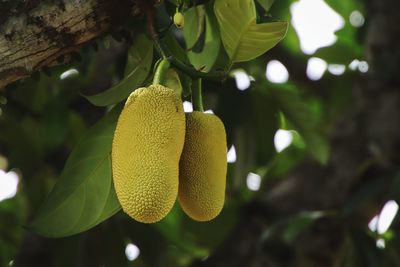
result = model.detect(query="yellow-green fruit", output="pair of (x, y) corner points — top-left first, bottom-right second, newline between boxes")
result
(112, 85), (185, 223)
(178, 111), (227, 221)
(173, 12), (184, 28)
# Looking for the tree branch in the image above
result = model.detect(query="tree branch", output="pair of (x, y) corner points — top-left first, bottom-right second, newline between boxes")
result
(0, 0), (136, 89)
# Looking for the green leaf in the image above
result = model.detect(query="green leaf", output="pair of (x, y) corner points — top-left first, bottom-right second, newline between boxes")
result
(261, 211), (326, 243)
(314, 40), (363, 64)
(188, 3), (221, 72)
(214, 0), (288, 63)
(163, 31), (190, 64)
(257, 0), (274, 11)
(84, 35), (153, 106)
(282, 211), (325, 243)
(230, 87), (279, 181)
(177, 70), (193, 98)
(183, 5), (206, 50)
(164, 68), (183, 96)
(252, 90), (279, 166)
(154, 204), (209, 259)
(29, 106), (122, 237)
(271, 88), (329, 164)
(85, 182), (121, 230)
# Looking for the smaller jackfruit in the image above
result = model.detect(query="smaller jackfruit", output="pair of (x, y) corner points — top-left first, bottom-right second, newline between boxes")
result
(173, 12), (184, 28)
(178, 111), (227, 221)
(112, 85), (185, 223)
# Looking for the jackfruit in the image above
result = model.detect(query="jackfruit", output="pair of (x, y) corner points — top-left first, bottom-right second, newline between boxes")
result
(178, 111), (227, 221)
(112, 85), (185, 223)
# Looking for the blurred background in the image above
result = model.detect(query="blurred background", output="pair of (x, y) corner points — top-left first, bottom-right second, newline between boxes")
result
(2, 0), (400, 266)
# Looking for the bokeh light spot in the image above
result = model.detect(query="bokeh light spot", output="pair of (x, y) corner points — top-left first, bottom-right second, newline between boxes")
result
(0, 170), (19, 202)
(328, 64), (346, 76)
(60, 68), (79, 80)
(246, 172), (261, 191)
(232, 70), (251, 91)
(349, 10), (365, 27)
(307, 57), (328, 81)
(125, 243), (140, 261)
(274, 130), (293, 152)
(227, 145), (237, 163)
(183, 101), (193, 112)
(266, 60), (289, 84)
(291, 0), (345, 54)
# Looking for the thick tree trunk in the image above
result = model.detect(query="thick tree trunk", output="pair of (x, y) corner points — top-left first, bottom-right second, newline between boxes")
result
(0, 0), (135, 89)
(195, 0), (400, 266)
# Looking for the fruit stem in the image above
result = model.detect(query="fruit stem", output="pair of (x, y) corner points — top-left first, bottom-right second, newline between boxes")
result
(153, 59), (171, 86)
(192, 78), (204, 112)
(142, 0), (226, 81)
(154, 40), (227, 81)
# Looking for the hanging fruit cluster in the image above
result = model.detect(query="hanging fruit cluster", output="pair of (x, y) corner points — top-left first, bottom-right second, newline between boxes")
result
(112, 59), (227, 223)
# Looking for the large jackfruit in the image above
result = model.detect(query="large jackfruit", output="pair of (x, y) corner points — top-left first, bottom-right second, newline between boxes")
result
(178, 111), (227, 221)
(112, 85), (185, 223)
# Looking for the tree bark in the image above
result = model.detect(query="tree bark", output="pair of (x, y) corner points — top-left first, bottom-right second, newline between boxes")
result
(0, 0), (135, 89)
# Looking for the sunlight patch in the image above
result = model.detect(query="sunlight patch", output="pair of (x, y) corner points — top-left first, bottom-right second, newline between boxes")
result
(60, 68), (79, 80)
(349, 10), (365, 28)
(377, 200), (399, 234)
(183, 101), (193, 112)
(328, 64), (346, 76)
(291, 0), (345, 54)
(368, 200), (399, 235)
(349, 59), (369, 73)
(232, 69), (251, 91)
(266, 60), (289, 84)
(274, 130), (293, 152)
(246, 172), (261, 191)
(307, 57), (328, 81)
(0, 170), (19, 202)
(227, 145), (237, 163)
(376, 238), (386, 249)
(358, 61), (369, 73)
(125, 243), (140, 261)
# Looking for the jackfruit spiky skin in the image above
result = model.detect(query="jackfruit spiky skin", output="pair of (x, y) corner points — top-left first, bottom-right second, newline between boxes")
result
(112, 85), (185, 223)
(178, 111), (227, 221)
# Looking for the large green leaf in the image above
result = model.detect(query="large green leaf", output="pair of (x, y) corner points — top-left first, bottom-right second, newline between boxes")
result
(187, 3), (221, 72)
(84, 35), (153, 106)
(29, 106), (122, 237)
(163, 31), (191, 64)
(183, 5), (205, 50)
(214, 0), (288, 63)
